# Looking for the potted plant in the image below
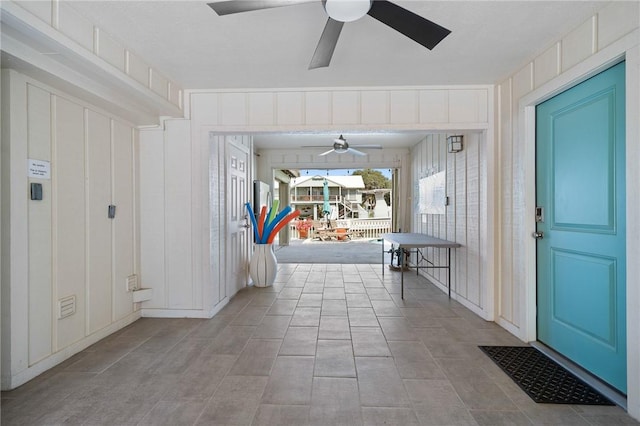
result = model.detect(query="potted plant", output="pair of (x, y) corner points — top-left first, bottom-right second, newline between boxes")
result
(295, 218), (313, 239)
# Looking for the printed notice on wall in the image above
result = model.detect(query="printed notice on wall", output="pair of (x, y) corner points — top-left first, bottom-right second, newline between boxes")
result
(28, 159), (51, 179)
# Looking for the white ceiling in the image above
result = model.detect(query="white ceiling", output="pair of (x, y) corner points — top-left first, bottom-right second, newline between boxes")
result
(65, 1), (611, 150)
(68, 1), (610, 91)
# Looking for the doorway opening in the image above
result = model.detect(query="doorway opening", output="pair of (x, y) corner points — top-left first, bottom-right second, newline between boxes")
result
(273, 167), (395, 264)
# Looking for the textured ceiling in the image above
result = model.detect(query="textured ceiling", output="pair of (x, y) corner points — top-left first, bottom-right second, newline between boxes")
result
(68, 1), (610, 90)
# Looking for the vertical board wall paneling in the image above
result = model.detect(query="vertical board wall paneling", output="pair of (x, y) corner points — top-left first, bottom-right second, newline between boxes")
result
(466, 134), (481, 305)
(113, 120), (135, 320)
(139, 129), (165, 308)
(499, 80), (514, 325)
(454, 143), (467, 298)
(54, 96), (86, 349)
(86, 109), (112, 334)
(209, 135), (223, 306)
(27, 84), (53, 364)
(411, 133), (484, 309)
(164, 121), (193, 309)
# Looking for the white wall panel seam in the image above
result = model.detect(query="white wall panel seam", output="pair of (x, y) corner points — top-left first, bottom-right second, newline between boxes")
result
(110, 118), (117, 321)
(50, 94), (59, 353)
(83, 107), (90, 336)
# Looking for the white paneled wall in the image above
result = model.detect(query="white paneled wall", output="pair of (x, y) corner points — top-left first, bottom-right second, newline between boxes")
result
(495, 2), (639, 419)
(138, 86), (491, 318)
(411, 134), (489, 318)
(13, 0), (182, 110)
(185, 86), (491, 131)
(496, 0), (639, 335)
(1, 70), (139, 390)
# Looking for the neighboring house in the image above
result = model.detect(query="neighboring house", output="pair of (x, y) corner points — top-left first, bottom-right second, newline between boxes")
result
(1, 1), (639, 421)
(289, 175), (365, 219)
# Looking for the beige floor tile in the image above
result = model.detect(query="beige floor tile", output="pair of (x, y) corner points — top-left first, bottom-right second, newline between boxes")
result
(290, 307), (321, 327)
(298, 293), (323, 307)
(413, 403), (479, 426)
(351, 327), (391, 356)
(302, 283), (325, 294)
(448, 377), (518, 411)
(321, 299), (348, 316)
(249, 291), (279, 307)
(137, 400), (208, 425)
(356, 357), (411, 407)
(365, 287), (393, 300)
(314, 340), (356, 378)
(163, 353), (236, 400)
(280, 326), (318, 356)
(470, 409), (534, 425)
(323, 287), (346, 300)
(197, 376), (268, 425)
(209, 325), (257, 355)
(347, 307), (380, 327)
(229, 339), (281, 376)
(262, 356), (315, 405)
(231, 306), (270, 326)
(6, 266), (639, 426)
(378, 316), (419, 341)
(389, 341), (446, 379)
(344, 282), (367, 293)
(318, 316), (351, 340)
(253, 315), (291, 339)
(309, 377), (362, 426)
(278, 287), (303, 300)
(361, 407), (420, 426)
(266, 299), (298, 315)
(346, 293), (372, 308)
(371, 299), (403, 317)
(251, 404), (311, 426)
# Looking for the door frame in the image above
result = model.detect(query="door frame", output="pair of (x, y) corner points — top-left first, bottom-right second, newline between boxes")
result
(519, 32), (639, 414)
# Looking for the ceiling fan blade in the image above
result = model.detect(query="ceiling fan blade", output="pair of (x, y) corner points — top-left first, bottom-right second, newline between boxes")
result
(309, 18), (344, 69)
(207, 0), (315, 16)
(351, 144), (382, 149)
(347, 148), (367, 156)
(319, 149), (335, 156)
(367, 0), (451, 50)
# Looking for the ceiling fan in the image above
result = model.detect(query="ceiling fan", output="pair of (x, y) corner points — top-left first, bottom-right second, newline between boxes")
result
(310, 135), (382, 156)
(207, 0), (451, 69)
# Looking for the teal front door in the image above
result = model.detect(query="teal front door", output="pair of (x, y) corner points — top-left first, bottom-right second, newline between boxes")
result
(536, 61), (626, 393)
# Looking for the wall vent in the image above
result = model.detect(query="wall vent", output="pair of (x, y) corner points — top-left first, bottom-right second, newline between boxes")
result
(126, 274), (138, 292)
(58, 295), (76, 319)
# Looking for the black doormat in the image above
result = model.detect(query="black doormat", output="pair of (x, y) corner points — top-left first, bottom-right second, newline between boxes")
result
(479, 346), (614, 405)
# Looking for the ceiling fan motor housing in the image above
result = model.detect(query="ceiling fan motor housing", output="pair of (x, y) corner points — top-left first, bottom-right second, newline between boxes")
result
(322, 0), (373, 22)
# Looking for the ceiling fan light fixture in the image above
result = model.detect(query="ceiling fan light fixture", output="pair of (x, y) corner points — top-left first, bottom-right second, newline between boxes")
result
(334, 135), (347, 145)
(323, 0), (372, 22)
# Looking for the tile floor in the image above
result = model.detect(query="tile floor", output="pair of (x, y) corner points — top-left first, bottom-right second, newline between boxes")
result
(2, 263), (638, 425)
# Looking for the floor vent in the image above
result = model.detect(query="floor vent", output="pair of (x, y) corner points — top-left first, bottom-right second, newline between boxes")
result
(58, 295), (76, 319)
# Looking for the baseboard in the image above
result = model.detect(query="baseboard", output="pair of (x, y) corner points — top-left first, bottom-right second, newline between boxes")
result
(141, 297), (229, 319)
(1, 310), (141, 390)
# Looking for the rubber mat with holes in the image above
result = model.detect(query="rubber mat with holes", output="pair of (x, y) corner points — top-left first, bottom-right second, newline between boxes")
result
(479, 346), (615, 405)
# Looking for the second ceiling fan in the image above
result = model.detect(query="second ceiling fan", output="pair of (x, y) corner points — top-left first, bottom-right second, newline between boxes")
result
(207, 0), (451, 69)
(314, 135), (382, 156)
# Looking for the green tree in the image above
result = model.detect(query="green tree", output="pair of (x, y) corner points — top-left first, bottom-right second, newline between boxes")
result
(352, 169), (391, 207)
(352, 169), (390, 190)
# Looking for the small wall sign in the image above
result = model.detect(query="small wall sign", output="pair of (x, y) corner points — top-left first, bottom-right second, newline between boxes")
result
(27, 159), (51, 179)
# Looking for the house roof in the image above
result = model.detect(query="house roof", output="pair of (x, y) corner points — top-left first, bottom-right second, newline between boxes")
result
(291, 175), (365, 189)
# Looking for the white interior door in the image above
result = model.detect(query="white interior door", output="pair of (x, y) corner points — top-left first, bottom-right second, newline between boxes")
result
(226, 139), (250, 297)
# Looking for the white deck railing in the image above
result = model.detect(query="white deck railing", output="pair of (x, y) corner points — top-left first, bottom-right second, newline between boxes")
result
(290, 218), (391, 240)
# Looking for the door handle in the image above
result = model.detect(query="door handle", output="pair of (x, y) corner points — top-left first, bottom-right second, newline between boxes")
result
(532, 231), (544, 240)
(242, 214), (251, 229)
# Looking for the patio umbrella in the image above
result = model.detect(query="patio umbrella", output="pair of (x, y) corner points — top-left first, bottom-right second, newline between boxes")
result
(322, 179), (331, 218)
